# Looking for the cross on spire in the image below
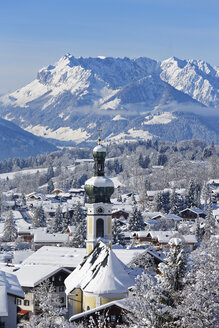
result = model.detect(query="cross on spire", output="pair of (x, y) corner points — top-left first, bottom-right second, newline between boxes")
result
(97, 124), (102, 144)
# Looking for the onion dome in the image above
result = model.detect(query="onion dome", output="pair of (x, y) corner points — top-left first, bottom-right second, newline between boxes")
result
(85, 137), (114, 203)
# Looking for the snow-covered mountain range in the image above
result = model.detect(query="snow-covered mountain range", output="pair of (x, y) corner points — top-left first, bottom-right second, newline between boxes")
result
(0, 54), (218, 145)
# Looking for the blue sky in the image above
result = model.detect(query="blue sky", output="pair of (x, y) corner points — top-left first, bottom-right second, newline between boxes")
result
(0, 0), (218, 94)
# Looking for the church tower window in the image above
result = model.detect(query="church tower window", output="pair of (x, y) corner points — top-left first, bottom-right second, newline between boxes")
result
(96, 218), (104, 238)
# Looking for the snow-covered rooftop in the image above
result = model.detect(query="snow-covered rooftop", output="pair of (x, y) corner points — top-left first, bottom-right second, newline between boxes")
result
(93, 144), (106, 153)
(0, 270), (24, 299)
(65, 241), (134, 296)
(22, 246), (87, 268)
(12, 265), (70, 287)
(21, 245), (145, 269)
(85, 176), (114, 188)
(34, 231), (69, 243)
(69, 299), (128, 322)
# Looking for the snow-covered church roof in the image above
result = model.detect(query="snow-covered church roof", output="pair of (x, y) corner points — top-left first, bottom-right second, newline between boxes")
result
(65, 241), (134, 296)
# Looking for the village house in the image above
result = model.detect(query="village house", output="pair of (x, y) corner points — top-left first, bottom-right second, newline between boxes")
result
(69, 299), (129, 327)
(179, 208), (207, 221)
(33, 229), (69, 250)
(0, 270), (24, 328)
(13, 265), (71, 322)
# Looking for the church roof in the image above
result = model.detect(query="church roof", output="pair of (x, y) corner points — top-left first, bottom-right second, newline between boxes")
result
(85, 176), (114, 188)
(65, 241), (134, 296)
(93, 144), (106, 153)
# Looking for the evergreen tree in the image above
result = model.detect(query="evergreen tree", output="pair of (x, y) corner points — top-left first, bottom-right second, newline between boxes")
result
(174, 236), (219, 328)
(3, 210), (17, 242)
(47, 179), (54, 194)
(53, 205), (63, 232)
(62, 208), (71, 232)
(202, 182), (210, 211)
(186, 179), (198, 208)
(46, 163), (54, 182)
(203, 196), (216, 241)
(194, 216), (202, 243)
(158, 239), (187, 293)
(153, 192), (163, 212)
(32, 205), (46, 228)
(72, 202), (85, 226)
(70, 222), (86, 248)
(112, 218), (120, 244)
(127, 240), (187, 328)
(128, 206), (145, 231)
(126, 273), (171, 328)
(161, 191), (170, 213)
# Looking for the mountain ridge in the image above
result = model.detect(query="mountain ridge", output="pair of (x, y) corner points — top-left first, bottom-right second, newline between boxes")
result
(0, 54), (218, 145)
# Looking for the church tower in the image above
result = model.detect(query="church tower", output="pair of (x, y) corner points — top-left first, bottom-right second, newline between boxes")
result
(85, 138), (114, 254)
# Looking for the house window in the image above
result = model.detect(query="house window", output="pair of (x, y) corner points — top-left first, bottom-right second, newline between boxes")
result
(60, 297), (65, 304)
(111, 315), (116, 322)
(24, 300), (30, 306)
(59, 286), (65, 292)
(96, 218), (104, 238)
(17, 298), (22, 305)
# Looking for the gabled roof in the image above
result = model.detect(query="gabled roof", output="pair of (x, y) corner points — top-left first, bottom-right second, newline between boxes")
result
(13, 265), (70, 287)
(69, 299), (129, 322)
(180, 207), (207, 215)
(65, 241), (134, 296)
(0, 270), (24, 299)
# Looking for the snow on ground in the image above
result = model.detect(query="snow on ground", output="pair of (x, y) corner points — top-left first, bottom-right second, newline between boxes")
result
(112, 115), (127, 121)
(25, 125), (90, 143)
(106, 129), (154, 143)
(0, 165), (75, 181)
(0, 167), (48, 180)
(143, 112), (176, 125)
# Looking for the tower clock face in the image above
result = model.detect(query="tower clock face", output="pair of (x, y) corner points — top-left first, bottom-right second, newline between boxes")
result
(97, 207), (104, 214)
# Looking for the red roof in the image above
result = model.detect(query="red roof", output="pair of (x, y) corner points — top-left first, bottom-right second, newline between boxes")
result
(18, 310), (30, 315)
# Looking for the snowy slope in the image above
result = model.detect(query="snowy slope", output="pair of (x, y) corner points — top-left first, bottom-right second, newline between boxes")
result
(0, 117), (56, 160)
(0, 54), (218, 145)
(160, 57), (219, 107)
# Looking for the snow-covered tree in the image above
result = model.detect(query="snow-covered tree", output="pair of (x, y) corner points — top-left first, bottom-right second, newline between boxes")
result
(174, 236), (219, 328)
(72, 202), (85, 226)
(186, 179), (201, 209)
(129, 251), (157, 275)
(194, 216), (202, 243)
(3, 210), (17, 241)
(47, 179), (54, 194)
(158, 239), (187, 293)
(126, 273), (171, 327)
(128, 206), (145, 231)
(112, 218), (120, 244)
(203, 196), (216, 240)
(62, 207), (71, 232)
(153, 192), (163, 212)
(26, 280), (71, 328)
(202, 182), (210, 211)
(70, 222), (86, 248)
(53, 205), (63, 232)
(46, 163), (54, 181)
(32, 205), (46, 228)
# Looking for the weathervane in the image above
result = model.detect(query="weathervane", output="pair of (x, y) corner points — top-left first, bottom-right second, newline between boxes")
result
(97, 124), (102, 144)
